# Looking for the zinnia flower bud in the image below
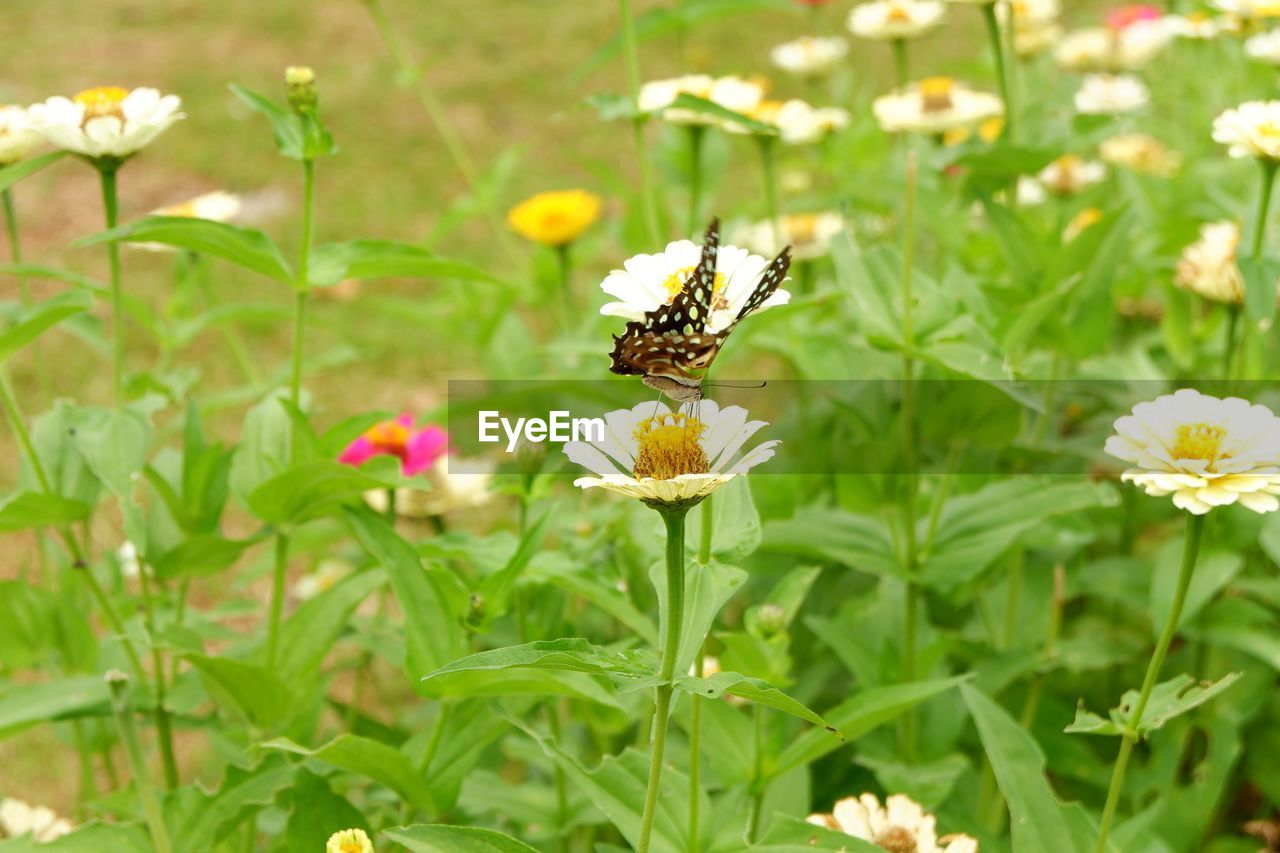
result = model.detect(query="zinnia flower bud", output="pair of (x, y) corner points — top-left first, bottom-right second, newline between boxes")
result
(286, 66), (318, 113)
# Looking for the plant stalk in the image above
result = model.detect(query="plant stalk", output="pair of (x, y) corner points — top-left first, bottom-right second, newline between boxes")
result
(620, 0), (663, 245)
(107, 671), (172, 853)
(98, 166), (125, 406)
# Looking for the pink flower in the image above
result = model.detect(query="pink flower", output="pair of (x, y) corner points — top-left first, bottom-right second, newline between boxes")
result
(338, 414), (449, 477)
(1106, 4), (1161, 30)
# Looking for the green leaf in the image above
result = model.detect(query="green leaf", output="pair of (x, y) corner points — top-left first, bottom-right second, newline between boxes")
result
(584, 91), (640, 122)
(685, 477), (761, 562)
(422, 638), (656, 684)
(246, 460), (385, 525)
(755, 815), (883, 851)
(277, 768), (367, 853)
(960, 683), (1096, 853)
(1065, 673), (1243, 737)
(69, 407), (150, 496)
(308, 240), (495, 287)
(771, 677), (966, 779)
(184, 654), (296, 732)
(272, 570), (383, 691)
(0, 290), (93, 365)
(0, 491), (90, 532)
(0, 150), (69, 193)
(1150, 549), (1241, 633)
(0, 675), (110, 739)
(148, 534), (255, 581)
(228, 83), (337, 162)
(533, 565), (658, 647)
(674, 671), (836, 731)
(417, 702), (508, 811)
(4, 821), (151, 851)
(665, 93), (776, 134)
(478, 506), (553, 619)
(169, 761), (295, 853)
(762, 508), (901, 579)
(77, 216), (293, 284)
(229, 393), (293, 503)
(651, 558), (747, 677)
(1238, 254), (1280, 323)
(263, 734), (436, 814)
(383, 825), (539, 853)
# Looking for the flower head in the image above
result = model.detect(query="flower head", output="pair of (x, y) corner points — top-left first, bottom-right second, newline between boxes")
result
(1174, 220), (1252, 305)
(1213, 101), (1280, 160)
(0, 798), (73, 843)
(847, 0), (947, 40)
(1036, 155), (1105, 196)
(1106, 389), (1280, 515)
(639, 75), (765, 125)
(771, 36), (849, 76)
(1100, 132), (1181, 176)
(27, 86), (182, 162)
(724, 98), (849, 144)
(1245, 28), (1280, 64)
(338, 415), (449, 477)
(600, 238), (790, 332)
(1074, 73), (1149, 115)
(1212, 0), (1280, 18)
(1054, 23), (1170, 71)
(873, 77), (1002, 135)
(735, 211), (845, 260)
(807, 793), (978, 853)
(326, 828), (374, 853)
(507, 189), (601, 247)
(1106, 4), (1162, 30)
(0, 106), (42, 166)
(564, 400), (779, 510)
(365, 457), (495, 518)
(1166, 11), (1229, 39)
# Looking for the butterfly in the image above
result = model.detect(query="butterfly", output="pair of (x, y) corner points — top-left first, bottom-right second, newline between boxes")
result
(609, 217), (792, 403)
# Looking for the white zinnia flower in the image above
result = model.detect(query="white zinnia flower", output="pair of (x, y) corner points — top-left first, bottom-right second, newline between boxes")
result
(639, 75), (764, 125)
(1036, 155), (1105, 195)
(1055, 23), (1170, 72)
(1100, 132), (1182, 176)
(873, 77), (1002, 135)
(293, 559), (349, 601)
(1213, 101), (1280, 160)
(132, 191), (245, 252)
(365, 458), (495, 518)
(0, 106), (42, 166)
(734, 211), (845, 260)
(27, 86), (183, 161)
(1212, 0), (1279, 17)
(326, 828), (374, 853)
(1105, 389), (1280, 515)
(1245, 28), (1280, 64)
(1172, 220), (1273, 306)
(771, 36), (849, 76)
(599, 239), (790, 333)
(725, 99), (850, 144)
(0, 798), (74, 842)
(1166, 12), (1228, 39)
(564, 400), (779, 507)
(807, 793), (978, 853)
(1074, 74), (1149, 115)
(847, 0), (947, 40)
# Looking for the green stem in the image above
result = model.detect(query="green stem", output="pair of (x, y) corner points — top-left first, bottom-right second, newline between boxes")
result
(747, 704), (765, 842)
(547, 702), (570, 852)
(698, 495), (713, 564)
(1239, 158), (1277, 381)
(138, 568), (179, 789)
(899, 150), (920, 760)
(1094, 513), (1205, 853)
(189, 253), (262, 390)
(891, 39), (910, 91)
(555, 242), (574, 326)
(688, 651), (704, 853)
(266, 534), (289, 670)
(384, 487), (398, 523)
(620, 0), (663, 245)
(290, 159), (315, 409)
(687, 125), (706, 236)
(757, 137), (781, 249)
(98, 166), (125, 406)
(1223, 306), (1240, 382)
(981, 2), (1014, 142)
(637, 506), (689, 853)
(107, 671), (172, 853)
(1002, 550), (1023, 650)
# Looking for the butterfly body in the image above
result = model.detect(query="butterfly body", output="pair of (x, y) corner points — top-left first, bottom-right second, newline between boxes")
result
(609, 218), (791, 403)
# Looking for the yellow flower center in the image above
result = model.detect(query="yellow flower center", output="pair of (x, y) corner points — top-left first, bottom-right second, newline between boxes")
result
(875, 825), (919, 853)
(886, 2), (913, 23)
(919, 77), (955, 112)
(633, 413), (709, 480)
(662, 266), (728, 308)
(364, 420), (411, 457)
(1171, 423), (1228, 462)
(782, 213), (822, 245)
(337, 844), (364, 853)
(73, 86), (129, 123)
(979, 116), (1005, 142)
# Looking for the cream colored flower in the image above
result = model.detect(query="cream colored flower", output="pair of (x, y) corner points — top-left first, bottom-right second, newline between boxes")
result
(1106, 389), (1280, 515)
(564, 400), (779, 508)
(0, 106), (42, 165)
(807, 793), (978, 852)
(735, 211), (845, 260)
(326, 828), (374, 853)
(847, 0), (947, 40)
(999, 0), (1060, 27)
(1055, 23), (1170, 72)
(0, 798), (73, 842)
(1212, 0), (1280, 18)
(365, 458), (495, 518)
(116, 541), (141, 579)
(1016, 176), (1048, 205)
(1213, 101), (1280, 160)
(293, 559), (349, 601)
(28, 86), (182, 161)
(771, 36), (849, 76)
(1100, 132), (1182, 176)
(1013, 22), (1064, 56)
(639, 75), (764, 125)
(873, 77), (1002, 134)
(725, 98), (849, 144)
(599, 239), (790, 333)
(1074, 74), (1149, 115)
(1166, 12), (1229, 39)
(132, 191), (245, 252)
(1036, 155), (1105, 195)
(1173, 220), (1256, 305)
(1246, 28), (1280, 63)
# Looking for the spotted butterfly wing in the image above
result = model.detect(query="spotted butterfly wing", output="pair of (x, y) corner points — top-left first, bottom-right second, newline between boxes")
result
(610, 218), (791, 403)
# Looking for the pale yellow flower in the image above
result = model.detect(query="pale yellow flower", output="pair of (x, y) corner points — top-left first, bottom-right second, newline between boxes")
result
(724, 98), (849, 144)
(847, 0), (947, 40)
(1246, 28), (1280, 63)
(1036, 155), (1105, 196)
(0, 106), (42, 165)
(1213, 101), (1280, 160)
(326, 828), (374, 853)
(364, 458), (495, 518)
(639, 75), (765, 125)
(807, 793), (978, 852)
(771, 36), (850, 76)
(1100, 132), (1182, 177)
(1174, 220), (1247, 305)
(873, 77), (1002, 134)
(735, 211), (845, 260)
(1054, 23), (1170, 72)
(1064, 207), (1104, 241)
(507, 189), (601, 247)
(0, 798), (74, 843)
(1074, 74), (1149, 115)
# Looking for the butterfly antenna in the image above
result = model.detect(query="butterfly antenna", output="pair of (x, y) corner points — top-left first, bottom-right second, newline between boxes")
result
(703, 380), (768, 390)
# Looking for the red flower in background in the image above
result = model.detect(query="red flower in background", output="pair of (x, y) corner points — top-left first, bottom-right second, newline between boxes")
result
(1106, 4), (1161, 30)
(338, 414), (449, 477)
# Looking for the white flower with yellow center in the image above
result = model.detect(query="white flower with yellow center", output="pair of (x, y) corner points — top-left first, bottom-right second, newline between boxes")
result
(1036, 155), (1105, 196)
(1106, 389), (1280, 515)
(1174, 220), (1249, 305)
(0, 798), (73, 843)
(326, 828), (374, 853)
(293, 559), (350, 601)
(1246, 28), (1280, 63)
(0, 106), (42, 166)
(1213, 100), (1280, 160)
(847, 0), (947, 40)
(725, 98), (850, 144)
(565, 401), (779, 508)
(1212, 0), (1280, 17)
(28, 86), (182, 161)
(735, 211), (845, 260)
(806, 793), (978, 853)
(599, 239), (790, 333)
(1055, 24), (1170, 72)
(1166, 12), (1229, 39)
(639, 75), (765, 125)
(771, 36), (850, 76)
(1100, 132), (1182, 177)
(999, 0), (1059, 27)
(1074, 74), (1149, 115)
(132, 190), (245, 252)
(873, 77), (1002, 135)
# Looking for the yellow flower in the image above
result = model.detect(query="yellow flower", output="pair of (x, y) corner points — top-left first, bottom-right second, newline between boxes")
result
(326, 828), (374, 853)
(507, 189), (601, 247)
(1064, 207), (1104, 241)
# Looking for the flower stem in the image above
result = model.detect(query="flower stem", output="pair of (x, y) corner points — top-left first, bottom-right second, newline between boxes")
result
(1223, 306), (1240, 382)
(891, 39), (910, 91)
(266, 533), (290, 671)
(3, 187), (50, 397)
(1094, 512), (1206, 853)
(620, 0), (663, 245)
(138, 567), (179, 789)
(290, 159), (315, 410)
(98, 166), (125, 407)
(757, 136), (782, 250)
(981, 2), (1015, 142)
(638, 506), (688, 853)
(899, 150), (920, 760)
(1238, 158), (1278, 380)
(688, 650), (704, 853)
(107, 671), (173, 853)
(556, 242), (574, 321)
(687, 125), (706, 236)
